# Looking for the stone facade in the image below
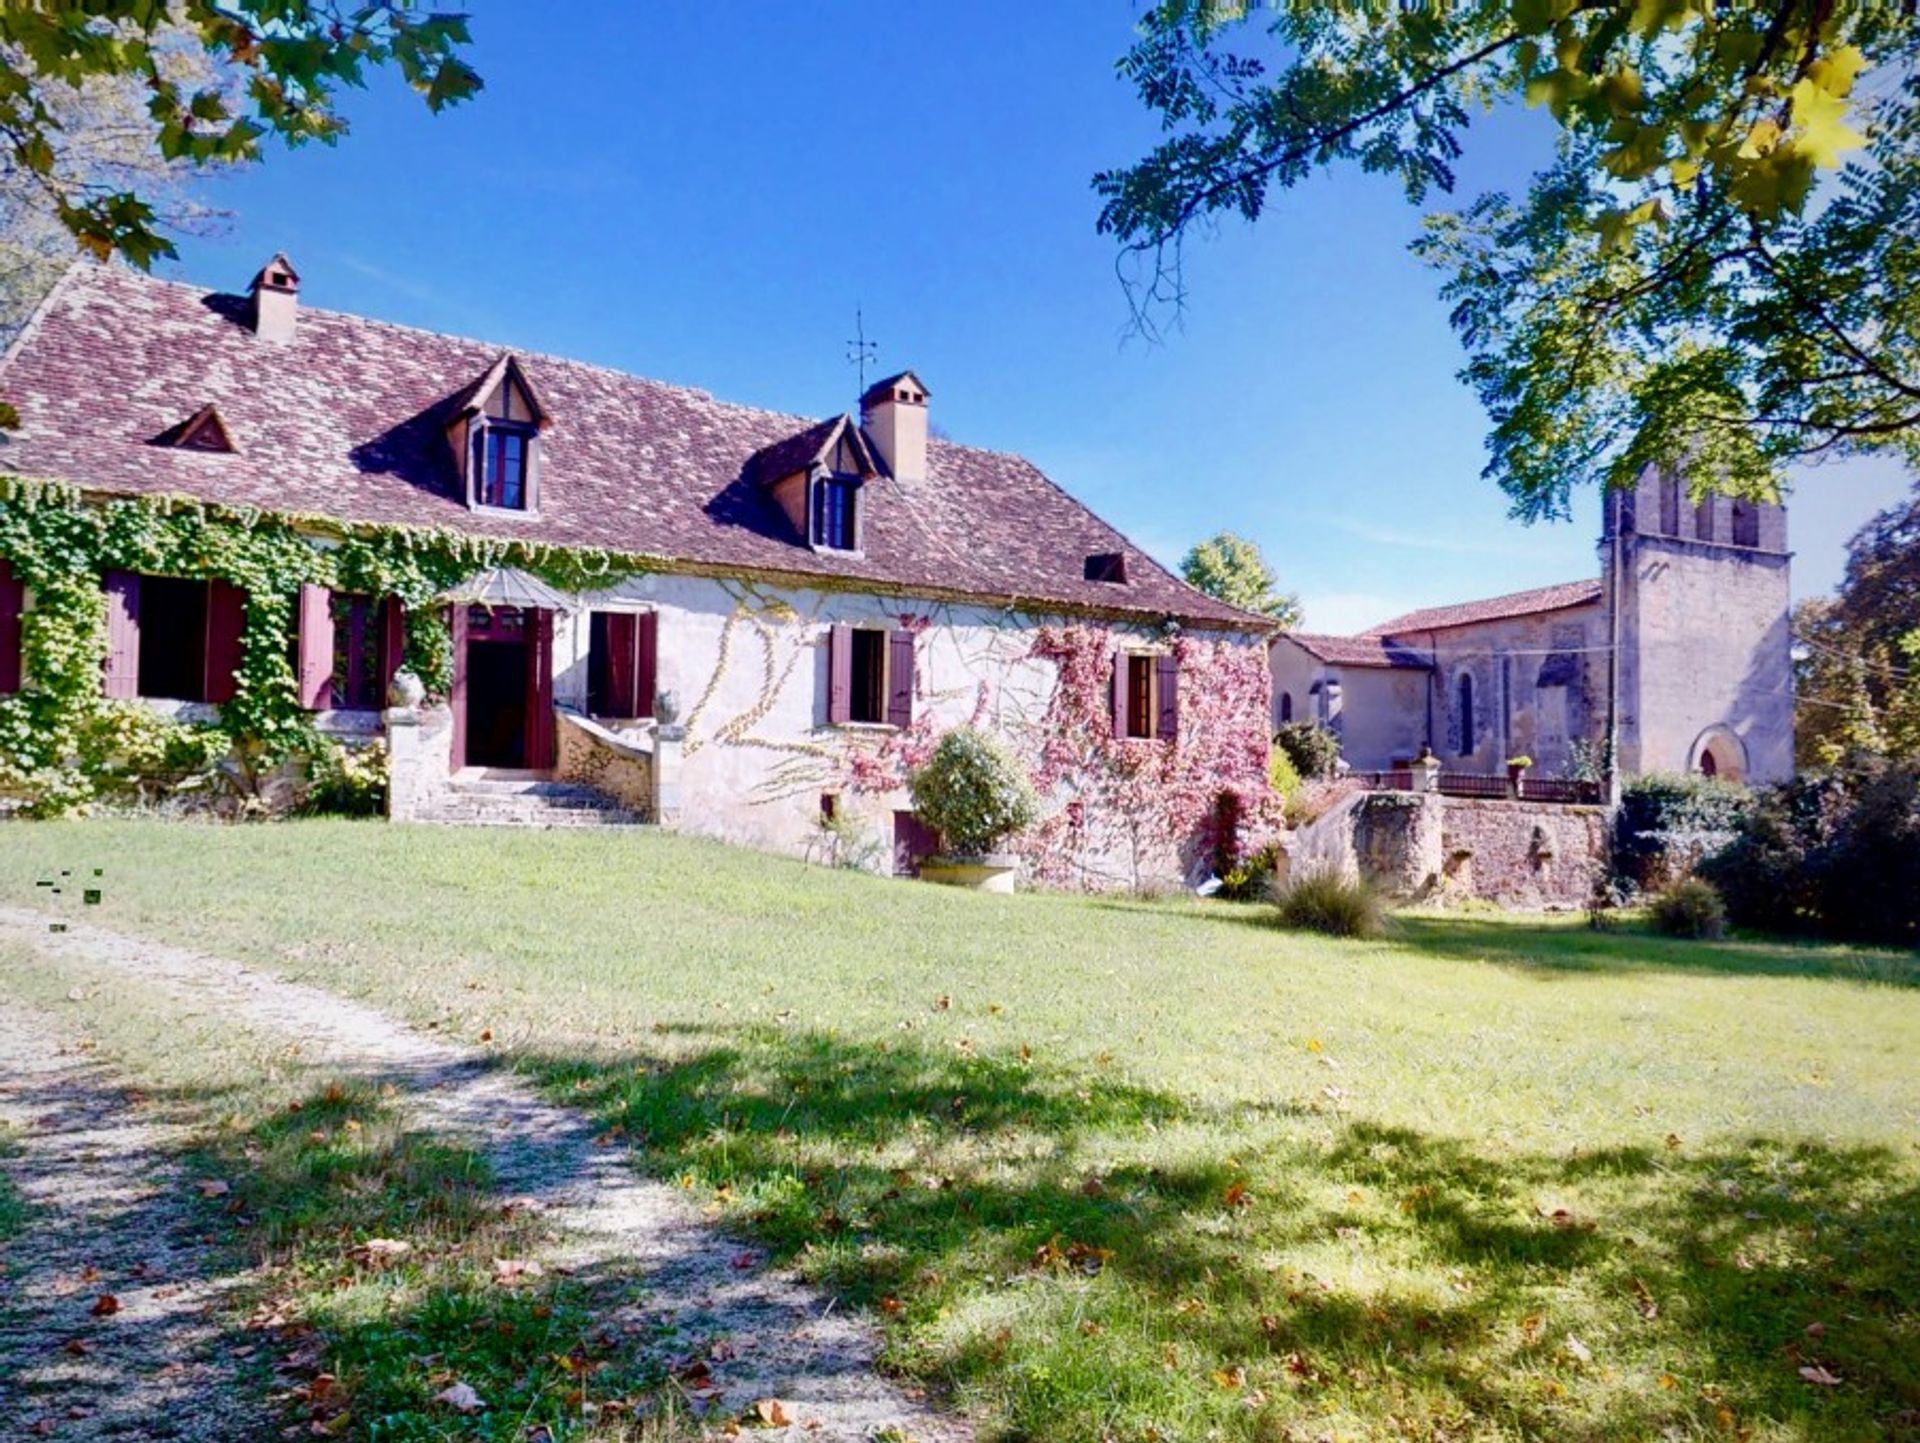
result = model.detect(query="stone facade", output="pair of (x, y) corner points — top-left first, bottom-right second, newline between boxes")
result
(1273, 469), (1793, 785)
(1288, 791), (1608, 909)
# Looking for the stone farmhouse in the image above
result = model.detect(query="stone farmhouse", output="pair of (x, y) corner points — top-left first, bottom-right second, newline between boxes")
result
(1271, 470), (1794, 786)
(0, 259), (1275, 890)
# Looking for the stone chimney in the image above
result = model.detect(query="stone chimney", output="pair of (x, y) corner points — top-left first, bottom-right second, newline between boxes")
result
(248, 253), (300, 343)
(860, 371), (929, 484)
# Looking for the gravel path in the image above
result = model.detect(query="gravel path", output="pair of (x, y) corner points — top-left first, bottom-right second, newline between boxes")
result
(0, 906), (969, 1443)
(0, 1001), (266, 1441)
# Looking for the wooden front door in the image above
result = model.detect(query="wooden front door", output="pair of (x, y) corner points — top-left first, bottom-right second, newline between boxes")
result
(453, 605), (555, 770)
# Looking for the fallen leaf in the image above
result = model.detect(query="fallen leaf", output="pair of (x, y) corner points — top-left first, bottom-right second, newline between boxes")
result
(1224, 1182), (1253, 1209)
(753, 1398), (791, 1426)
(197, 1179), (230, 1199)
(1565, 1334), (1593, 1363)
(433, 1381), (485, 1413)
(1799, 1364), (1843, 1386)
(491, 1258), (543, 1285)
(1211, 1366), (1245, 1389)
(62, 1338), (90, 1356)
(478, 1028), (494, 1043)
(351, 1238), (412, 1266)
(89, 1294), (119, 1317)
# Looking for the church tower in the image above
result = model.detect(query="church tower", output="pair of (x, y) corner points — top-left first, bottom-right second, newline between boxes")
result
(1602, 469), (1794, 784)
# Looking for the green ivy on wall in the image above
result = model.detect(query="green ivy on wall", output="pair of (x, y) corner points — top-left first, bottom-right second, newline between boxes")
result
(0, 477), (651, 816)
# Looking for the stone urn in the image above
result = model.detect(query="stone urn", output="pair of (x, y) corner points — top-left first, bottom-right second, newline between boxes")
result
(917, 853), (1021, 894)
(387, 669), (426, 711)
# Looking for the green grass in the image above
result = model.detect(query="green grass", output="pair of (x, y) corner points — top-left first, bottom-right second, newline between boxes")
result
(0, 937), (684, 1441)
(4, 819), (1919, 1442)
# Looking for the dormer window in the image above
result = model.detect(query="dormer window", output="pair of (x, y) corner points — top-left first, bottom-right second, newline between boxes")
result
(813, 475), (859, 551)
(447, 354), (548, 517)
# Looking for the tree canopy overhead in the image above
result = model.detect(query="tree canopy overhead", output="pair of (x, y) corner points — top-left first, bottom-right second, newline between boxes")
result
(1097, 2), (1920, 522)
(0, 3), (481, 269)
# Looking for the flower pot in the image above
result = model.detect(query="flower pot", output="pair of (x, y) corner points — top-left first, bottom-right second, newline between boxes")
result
(917, 853), (1020, 894)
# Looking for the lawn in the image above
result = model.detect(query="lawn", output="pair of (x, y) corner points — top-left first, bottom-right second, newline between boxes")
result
(3, 819), (1917, 1442)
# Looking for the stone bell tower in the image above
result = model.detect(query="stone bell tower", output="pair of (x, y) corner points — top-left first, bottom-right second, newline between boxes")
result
(1602, 468), (1794, 784)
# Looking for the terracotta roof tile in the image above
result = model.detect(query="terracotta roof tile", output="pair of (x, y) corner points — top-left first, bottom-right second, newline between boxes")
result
(1363, 579), (1603, 636)
(0, 264), (1262, 629)
(1281, 632), (1432, 669)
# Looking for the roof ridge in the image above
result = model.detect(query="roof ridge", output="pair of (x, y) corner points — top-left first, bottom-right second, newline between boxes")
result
(1362, 576), (1603, 636)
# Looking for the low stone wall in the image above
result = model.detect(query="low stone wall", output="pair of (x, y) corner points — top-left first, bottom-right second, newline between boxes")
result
(555, 712), (654, 817)
(1438, 798), (1607, 910)
(1286, 791), (1607, 910)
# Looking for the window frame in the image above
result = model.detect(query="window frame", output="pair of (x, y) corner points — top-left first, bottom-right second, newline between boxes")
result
(328, 591), (385, 711)
(812, 473), (861, 553)
(847, 626), (888, 725)
(469, 418), (539, 515)
(1125, 652), (1157, 740)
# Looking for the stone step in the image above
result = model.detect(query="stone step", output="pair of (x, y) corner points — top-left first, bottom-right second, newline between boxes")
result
(413, 776), (650, 829)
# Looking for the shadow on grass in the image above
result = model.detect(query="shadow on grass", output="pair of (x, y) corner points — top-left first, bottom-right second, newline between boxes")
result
(524, 1025), (1920, 1443)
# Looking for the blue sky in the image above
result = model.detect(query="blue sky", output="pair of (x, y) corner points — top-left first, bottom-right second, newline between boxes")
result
(164, 3), (1911, 633)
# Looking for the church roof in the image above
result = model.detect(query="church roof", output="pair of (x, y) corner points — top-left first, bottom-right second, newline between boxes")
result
(1281, 632), (1432, 670)
(0, 263), (1261, 630)
(1364, 578), (1603, 637)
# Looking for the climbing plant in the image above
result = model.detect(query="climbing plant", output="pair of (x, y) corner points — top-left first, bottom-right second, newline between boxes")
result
(0, 478), (650, 815)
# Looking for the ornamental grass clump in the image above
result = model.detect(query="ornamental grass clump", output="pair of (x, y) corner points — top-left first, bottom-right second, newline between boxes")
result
(1272, 870), (1388, 940)
(907, 727), (1039, 858)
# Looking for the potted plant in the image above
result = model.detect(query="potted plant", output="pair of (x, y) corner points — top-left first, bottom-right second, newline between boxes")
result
(906, 727), (1039, 893)
(1506, 755), (1533, 795)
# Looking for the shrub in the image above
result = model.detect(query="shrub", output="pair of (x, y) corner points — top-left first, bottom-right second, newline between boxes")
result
(1272, 871), (1387, 939)
(1612, 772), (1752, 890)
(1649, 877), (1728, 941)
(300, 739), (390, 818)
(1275, 721), (1340, 781)
(1701, 757), (1920, 946)
(907, 727), (1039, 857)
(1268, 743), (1302, 801)
(1218, 841), (1282, 901)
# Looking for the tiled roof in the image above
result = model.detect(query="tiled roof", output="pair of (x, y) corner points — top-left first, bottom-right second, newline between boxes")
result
(0, 264), (1261, 629)
(1364, 579), (1603, 637)
(1281, 632), (1432, 669)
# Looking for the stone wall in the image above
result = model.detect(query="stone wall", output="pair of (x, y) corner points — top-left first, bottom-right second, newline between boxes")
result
(554, 711), (654, 817)
(1288, 791), (1606, 910)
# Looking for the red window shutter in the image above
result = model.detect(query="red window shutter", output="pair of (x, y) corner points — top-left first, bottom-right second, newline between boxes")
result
(380, 597), (406, 699)
(828, 622), (853, 725)
(605, 612), (638, 718)
(887, 629), (915, 728)
(1156, 653), (1180, 742)
(1111, 650), (1128, 739)
(102, 571), (141, 698)
(204, 580), (247, 704)
(636, 610), (658, 720)
(450, 604), (469, 768)
(525, 607), (556, 768)
(295, 584), (332, 710)
(0, 560), (23, 695)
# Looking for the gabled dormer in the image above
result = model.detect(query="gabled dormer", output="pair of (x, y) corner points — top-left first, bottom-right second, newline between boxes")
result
(445, 354), (549, 516)
(753, 413), (880, 556)
(154, 403), (236, 454)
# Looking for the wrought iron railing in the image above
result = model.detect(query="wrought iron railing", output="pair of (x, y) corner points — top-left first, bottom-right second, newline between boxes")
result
(1343, 769), (1602, 806)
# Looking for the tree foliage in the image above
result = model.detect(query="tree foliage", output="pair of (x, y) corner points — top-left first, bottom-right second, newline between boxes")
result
(1097, 1), (1919, 520)
(1795, 476), (1920, 766)
(0, 3), (480, 269)
(1179, 530), (1302, 624)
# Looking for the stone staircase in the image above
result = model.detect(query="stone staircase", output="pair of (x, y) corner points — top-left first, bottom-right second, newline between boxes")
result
(411, 772), (650, 829)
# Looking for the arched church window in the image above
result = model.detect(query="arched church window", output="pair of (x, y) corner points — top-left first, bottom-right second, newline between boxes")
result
(1456, 672), (1475, 757)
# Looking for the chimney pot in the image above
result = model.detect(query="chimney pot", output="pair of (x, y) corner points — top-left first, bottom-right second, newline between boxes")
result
(860, 369), (929, 484)
(248, 252), (300, 343)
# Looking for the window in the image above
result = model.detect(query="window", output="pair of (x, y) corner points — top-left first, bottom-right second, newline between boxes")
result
(0, 560), (22, 696)
(813, 475), (858, 551)
(1084, 552), (1128, 583)
(328, 593), (383, 709)
(1279, 691), (1293, 724)
(1731, 499), (1760, 548)
(105, 572), (245, 704)
(1659, 475), (1682, 536)
(1456, 672), (1475, 757)
(828, 623), (913, 727)
(849, 627), (887, 724)
(1695, 498), (1716, 543)
(1126, 654), (1155, 739)
(473, 423), (533, 510)
(587, 611), (656, 719)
